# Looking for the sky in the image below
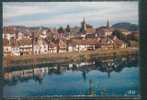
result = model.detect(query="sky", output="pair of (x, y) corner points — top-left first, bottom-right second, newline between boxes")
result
(3, 1), (138, 28)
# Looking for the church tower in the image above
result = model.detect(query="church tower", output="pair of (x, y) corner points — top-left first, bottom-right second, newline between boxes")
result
(81, 17), (87, 33)
(106, 19), (110, 28)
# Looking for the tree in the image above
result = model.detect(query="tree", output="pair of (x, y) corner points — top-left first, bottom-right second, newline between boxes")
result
(53, 38), (60, 53)
(46, 32), (54, 42)
(112, 29), (131, 47)
(45, 32), (54, 51)
(57, 26), (64, 33)
(112, 30), (127, 42)
(66, 24), (70, 33)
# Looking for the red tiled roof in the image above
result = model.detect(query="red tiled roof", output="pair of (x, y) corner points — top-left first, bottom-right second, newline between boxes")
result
(3, 26), (17, 34)
(18, 39), (32, 46)
(3, 38), (9, 46)
(96, 27), (113, 33)
(49, 42), (57, 48)
(113, 39), (124, 46)
(73, 39), (98, 45)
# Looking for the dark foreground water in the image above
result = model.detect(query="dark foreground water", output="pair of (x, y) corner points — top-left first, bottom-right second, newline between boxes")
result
(3, 56), (140, 96)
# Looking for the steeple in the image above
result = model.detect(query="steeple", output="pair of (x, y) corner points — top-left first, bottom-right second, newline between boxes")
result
(83, 17), (85, 23)
(83, 18), (86, 31)
(81, 17), (87, 33)
(106, 19), (110, 28)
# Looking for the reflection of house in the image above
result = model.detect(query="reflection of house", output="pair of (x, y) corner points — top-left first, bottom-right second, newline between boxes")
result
(4, 67), (49, 82)
(4, 72), (13, 80)
(34, 67), (48, 79)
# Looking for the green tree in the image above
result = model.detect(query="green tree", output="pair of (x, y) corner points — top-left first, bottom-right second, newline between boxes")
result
(112, 30), (128, 42)
(57, 26), (64, 33)
(45, 31), (54, 51)
(53, 38), (60, 53)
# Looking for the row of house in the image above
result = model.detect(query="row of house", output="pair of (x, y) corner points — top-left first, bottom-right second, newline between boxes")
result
(3, 35), (127, 57)
(3, 19), (135, 57)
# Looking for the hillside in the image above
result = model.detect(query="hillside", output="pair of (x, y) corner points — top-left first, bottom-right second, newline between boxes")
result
(112, 22), (138, 31)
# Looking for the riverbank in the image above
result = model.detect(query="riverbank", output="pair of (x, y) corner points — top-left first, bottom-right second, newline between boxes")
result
(3, 47), (138, 69)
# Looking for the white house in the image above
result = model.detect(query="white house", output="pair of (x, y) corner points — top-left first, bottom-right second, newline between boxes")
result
(48, 43), (57, 53)
(34, 44), (48, 55)
(19, 45), (32, 55)
(73, 39), (98, 52)
(17, 32), (23, 40)
(40, 30), (47, 39)
(3, 46), (12, 56)
(3, 38), (12, 56)
(11, 46), (20, 56)
(68, 45), (76, 52)
(59, 40), (67, 53)
(18, 39), (32, 56)
(3, 33), (16, 40)
(34, 39), (49, 55)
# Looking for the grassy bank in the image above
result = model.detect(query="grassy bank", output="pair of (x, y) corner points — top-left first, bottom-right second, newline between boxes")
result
(3, 47), (138, 68)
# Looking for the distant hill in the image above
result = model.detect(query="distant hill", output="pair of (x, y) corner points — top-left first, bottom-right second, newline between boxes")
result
(112, 22), (138, 31)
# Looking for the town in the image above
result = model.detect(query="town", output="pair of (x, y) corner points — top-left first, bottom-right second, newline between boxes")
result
(3, 18), (139, 57)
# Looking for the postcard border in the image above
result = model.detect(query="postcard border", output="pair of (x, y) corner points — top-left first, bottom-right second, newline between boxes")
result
(0, 0), (145, 100)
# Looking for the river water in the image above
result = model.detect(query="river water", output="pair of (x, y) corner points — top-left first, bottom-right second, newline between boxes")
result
(3, 55), (140, 96)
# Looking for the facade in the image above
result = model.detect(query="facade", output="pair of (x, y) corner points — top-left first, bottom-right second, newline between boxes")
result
(3, 46), (12, 56)
(34, 38), (49, 55)
(34, 44), (48, 55)
(2, 19), (135, 57)
(48, 42), (57, 53)
(11, 46), (20, 56)
(17, 32), (23, 40)
(59, 40), (67, 53)
(96, 27), (113, 37)
(113, 36), (127, 48)
(3, 38), (12, 56)
(74, 39), (98, 51)
(18, 39), (32, 56)
(19, 45), (32, 56)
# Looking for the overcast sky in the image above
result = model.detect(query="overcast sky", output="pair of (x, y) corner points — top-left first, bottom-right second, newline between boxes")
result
(3, 1), (138, 28)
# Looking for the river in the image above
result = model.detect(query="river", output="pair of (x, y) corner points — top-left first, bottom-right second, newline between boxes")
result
(3, 55), (140, 96)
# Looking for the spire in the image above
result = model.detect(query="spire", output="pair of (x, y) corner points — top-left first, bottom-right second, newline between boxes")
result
(106, 19), (110, 28)
(81, 17), (87, 33)
(83, 17), (85, 21)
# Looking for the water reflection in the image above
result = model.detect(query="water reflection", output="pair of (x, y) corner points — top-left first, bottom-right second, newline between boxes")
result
(4, 55), (138, 86)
